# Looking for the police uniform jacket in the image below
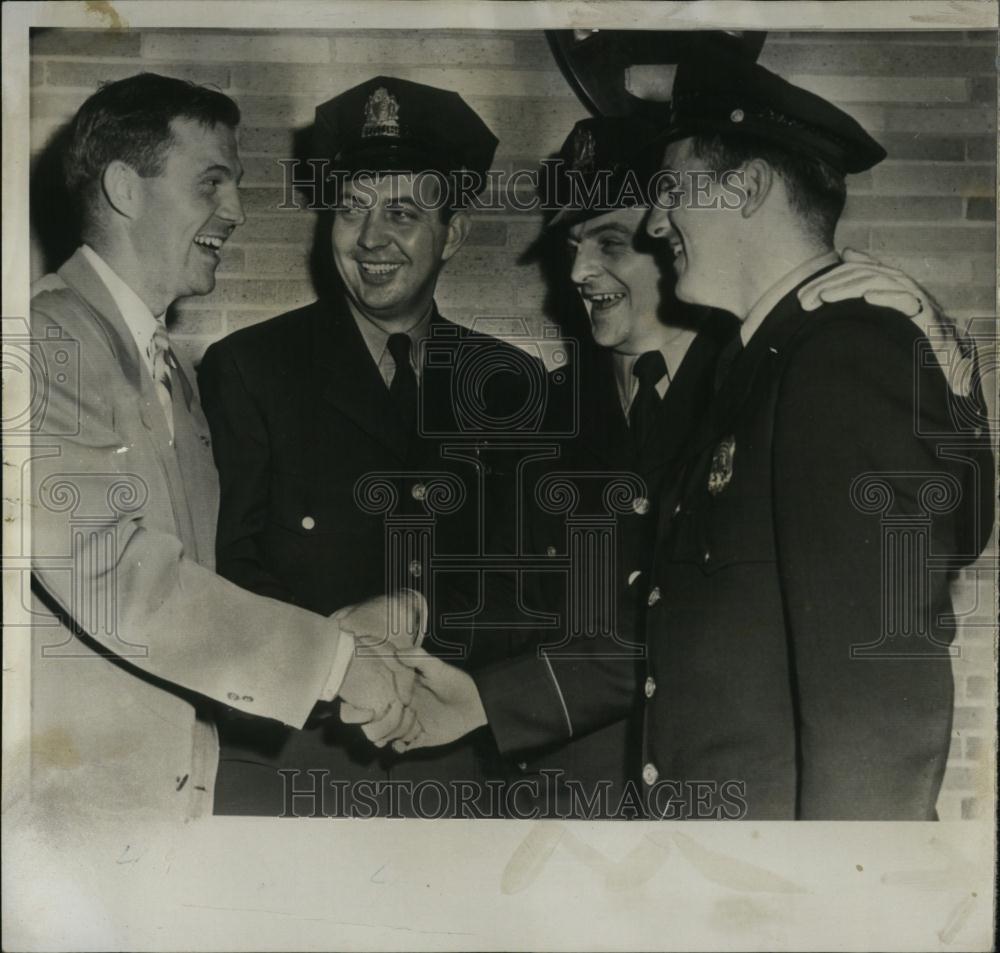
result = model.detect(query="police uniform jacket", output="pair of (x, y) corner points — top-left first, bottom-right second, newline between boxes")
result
(473, 321), (731, 815)
(198, 293), (534, 816)
(639, 267), (994, 820)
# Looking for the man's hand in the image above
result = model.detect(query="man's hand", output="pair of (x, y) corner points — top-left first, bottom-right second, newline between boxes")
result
(798, 247), (937, 317)
(798, 248), (976, 397)
(386, 649), (488, 753)
(334, 589), (426, 655)
(330, 590), (426, 744)
(337, 648), (418, 746)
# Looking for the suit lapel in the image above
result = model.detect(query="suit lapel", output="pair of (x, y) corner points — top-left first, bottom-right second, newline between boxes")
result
(312, 297), (412, 461)
(57, 249), (195, 542)
(637, 329), (723, 480)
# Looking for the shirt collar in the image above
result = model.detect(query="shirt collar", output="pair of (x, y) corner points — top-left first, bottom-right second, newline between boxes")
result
(80, 244), (165, 374)
(349, 301), (434, 369)
(739, 250), (841, 346)
(612, 326), (699, 416)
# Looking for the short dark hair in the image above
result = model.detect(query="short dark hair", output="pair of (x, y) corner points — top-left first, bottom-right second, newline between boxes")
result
(690, 132), (847, 245)
(64, 72), (240, 221)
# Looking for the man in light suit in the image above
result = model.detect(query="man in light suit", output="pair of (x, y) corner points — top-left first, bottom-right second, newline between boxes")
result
(28, 72), (419, 821)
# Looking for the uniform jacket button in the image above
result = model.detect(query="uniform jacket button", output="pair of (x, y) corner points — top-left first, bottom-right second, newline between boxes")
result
(633, 496), (650, 515)
(517, 762), (529, 772)
(408, 559), (422, 578)
(703, 550), (711, 564)
(673, 502), (682, 516)
(411, 483), (426, 501)
(644, 676), (656, 698)
(546, 545), (557, 557)
(647, 586), (661, 607)
(642, 763), (659, 786)
(301, 515), (316, 530)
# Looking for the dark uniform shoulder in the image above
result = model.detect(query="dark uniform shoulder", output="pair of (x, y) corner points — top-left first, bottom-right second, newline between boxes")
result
(205, 301), (323, 361)
(199, 302), (332, 386)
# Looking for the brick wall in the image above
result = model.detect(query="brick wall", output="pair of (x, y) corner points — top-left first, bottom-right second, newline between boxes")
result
(28, 28), (997, 819)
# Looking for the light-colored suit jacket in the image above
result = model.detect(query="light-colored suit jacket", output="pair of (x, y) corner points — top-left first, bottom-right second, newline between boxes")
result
(28, 248), (340, 821)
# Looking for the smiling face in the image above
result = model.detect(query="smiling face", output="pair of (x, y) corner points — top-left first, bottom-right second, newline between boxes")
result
(567, 207), (666, 354)
(332, 174), (465, 328)
(131, 118), (244, 310)
(646, 137), (740, 311)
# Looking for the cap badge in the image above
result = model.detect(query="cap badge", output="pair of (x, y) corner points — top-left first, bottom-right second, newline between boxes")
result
(571, 126), (597, 173)
(362, 86), (401, 139)
(707, 435), (735, 495)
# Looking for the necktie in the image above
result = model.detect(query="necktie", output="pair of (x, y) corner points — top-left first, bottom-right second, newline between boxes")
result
(148, 323), (176, 436)
(387, 333), (418, 432)
(629, 350), (668, 451)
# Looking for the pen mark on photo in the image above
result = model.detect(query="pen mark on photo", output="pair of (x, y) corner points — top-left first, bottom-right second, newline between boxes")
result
(672, 833), (806, 894)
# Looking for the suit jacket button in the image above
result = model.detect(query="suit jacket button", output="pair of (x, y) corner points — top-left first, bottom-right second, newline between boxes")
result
(408, 559), (423, 578)
(632, 496), (650, 515)
(412, 483), (427, 501)
(647, 586), (661, 607)
(642, 763), (659, 786)
(644, 676), (656, 698)
(546, 545), (557, 557)
(301, 516), (316, 530)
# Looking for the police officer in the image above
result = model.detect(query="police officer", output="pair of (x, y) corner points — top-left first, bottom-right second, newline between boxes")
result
(382, 64), (990, 824)
(634, 56), (994, 819)
(198, 76), (536, 817)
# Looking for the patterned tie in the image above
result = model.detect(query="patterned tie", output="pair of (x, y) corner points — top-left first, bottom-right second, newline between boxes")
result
(147, 323), (176, 435)
(629, 350), (668, 451)
(387, 332), (418, 433)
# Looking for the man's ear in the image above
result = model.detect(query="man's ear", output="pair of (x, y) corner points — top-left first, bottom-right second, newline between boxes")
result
(441, 208), (471, 263)
(101, 160), (142, 219)
(739, 158), (774, 220)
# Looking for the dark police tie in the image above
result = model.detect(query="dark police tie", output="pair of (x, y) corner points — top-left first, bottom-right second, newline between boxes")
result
(387, 332), (418, 432)
(629, 350), (667, 451)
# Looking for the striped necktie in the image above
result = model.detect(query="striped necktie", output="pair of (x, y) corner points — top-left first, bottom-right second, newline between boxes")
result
(147, 323), (176, 436)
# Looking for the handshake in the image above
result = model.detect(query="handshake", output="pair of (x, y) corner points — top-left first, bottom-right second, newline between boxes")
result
(330, 591), (488, 752)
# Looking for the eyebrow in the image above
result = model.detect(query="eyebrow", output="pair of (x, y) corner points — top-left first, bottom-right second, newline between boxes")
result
(202, 163), (243, 184)
(569, 222), (633, 243)
(382, 196), (423, 211)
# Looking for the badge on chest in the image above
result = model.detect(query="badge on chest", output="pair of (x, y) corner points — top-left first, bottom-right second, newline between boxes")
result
(708, 436), (736, 495)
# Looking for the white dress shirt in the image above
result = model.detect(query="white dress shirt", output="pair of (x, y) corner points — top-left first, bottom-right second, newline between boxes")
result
(80, 244), (174, 436)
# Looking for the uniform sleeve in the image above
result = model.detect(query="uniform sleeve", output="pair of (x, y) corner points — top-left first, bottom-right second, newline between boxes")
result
(772, 313), (965, 819)
(197, 340), (297, 604)
(475, 640), (639, 756)
(30, 305), (342, 728)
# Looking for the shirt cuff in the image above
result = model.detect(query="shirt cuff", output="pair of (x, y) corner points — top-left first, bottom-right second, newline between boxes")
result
(398, 587), (428, 647)
(319, 622), (356, 703)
